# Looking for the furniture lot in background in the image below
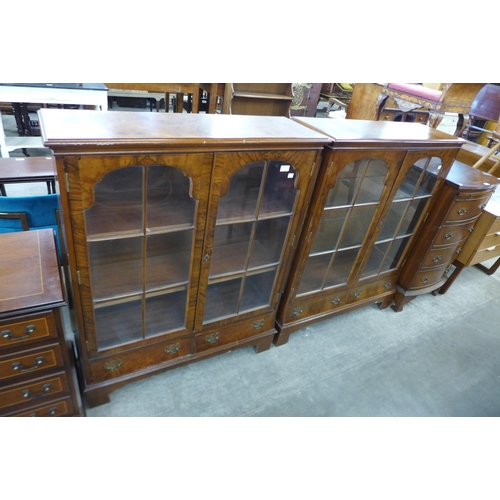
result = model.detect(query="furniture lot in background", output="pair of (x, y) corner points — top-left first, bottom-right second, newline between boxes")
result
(375, 83), (487, 136)
(0, 83), (108, 157)
(0, 229), (83, 417)
(318, 83), (354, 116)
(0, 156), (56, 196)
(222, 83), (293, 116)
(290, 83), (322, 117)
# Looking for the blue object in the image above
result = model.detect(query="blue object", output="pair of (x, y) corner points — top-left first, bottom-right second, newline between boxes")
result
(0, 194), (62, 260)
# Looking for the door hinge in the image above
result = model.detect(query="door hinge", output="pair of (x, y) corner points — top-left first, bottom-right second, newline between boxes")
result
(309, 162), (316, 178)
(65, 172), (70, 193)
(275, 292), (281, 307)
(291, 234), (296, 247)
(77, 270), (81, 285)
(86, 341), (90, 353)
(327, 161), (334, 176)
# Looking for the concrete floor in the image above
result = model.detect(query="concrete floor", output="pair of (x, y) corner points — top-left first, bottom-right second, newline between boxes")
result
(2, 104), (500, 417)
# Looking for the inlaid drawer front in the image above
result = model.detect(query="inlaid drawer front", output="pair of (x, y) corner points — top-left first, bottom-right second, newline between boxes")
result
(89, 336), (191, 382)
(195, 315), (274, 354)
(421, 244), (464, 269)
(434, 222), (476, 246)
(408, 267), (448, 290)
(0, 312), (57, 350)
(0, 344), (64, 382)
(10, 397), (74, 417)
(0, 372), (69, 411)
(445, 197), (490, 222)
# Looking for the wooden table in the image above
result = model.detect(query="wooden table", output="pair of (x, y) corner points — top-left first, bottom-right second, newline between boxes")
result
(0, 156), (56, 196)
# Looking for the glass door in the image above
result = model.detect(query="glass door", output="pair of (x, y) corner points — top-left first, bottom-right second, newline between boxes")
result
(201, 159), (299, 325)
(76, 155), (211, 352)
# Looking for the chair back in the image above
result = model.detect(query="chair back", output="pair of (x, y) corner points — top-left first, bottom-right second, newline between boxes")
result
(0, 194), (62, 259)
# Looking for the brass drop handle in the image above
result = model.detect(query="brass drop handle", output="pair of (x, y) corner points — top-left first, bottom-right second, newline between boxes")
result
(12, 356), (44, 372)
(469, 226), (475, 233)
(22, 383), (52, 400)
(457, 208), (467, 216)
(421, 276), (429, 283)
(253, 319), (265, 330)
(331, 297), (341, 305)
(353, 290), (362, 298)
(2, 324), (36, 341)
(444, 232), (454, 240)
(165, 343), (180, 354)
(206, 332), (219, 344)
(103, 359), (121, 371)
(384, 281), (392, 289)
(292, 307), (303, 317)
(433, 255), (442, 262)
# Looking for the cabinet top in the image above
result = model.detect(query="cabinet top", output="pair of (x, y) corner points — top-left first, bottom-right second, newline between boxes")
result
(445, 160), (500, 191)
(0, 230), (64, 315)
(39, 110), (331, 154)
(292, 117), (466, 149)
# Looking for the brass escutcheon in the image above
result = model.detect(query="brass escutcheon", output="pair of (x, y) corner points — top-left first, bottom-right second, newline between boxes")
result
(103, 359), (122, 371)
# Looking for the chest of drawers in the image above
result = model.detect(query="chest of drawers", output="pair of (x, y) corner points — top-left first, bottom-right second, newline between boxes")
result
(393, 161), (499, 311)
(0, 229), (83, 416)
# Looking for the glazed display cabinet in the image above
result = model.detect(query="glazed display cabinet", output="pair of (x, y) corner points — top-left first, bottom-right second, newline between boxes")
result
(39, 109), (329, 407)
(275, 118), (464, 346)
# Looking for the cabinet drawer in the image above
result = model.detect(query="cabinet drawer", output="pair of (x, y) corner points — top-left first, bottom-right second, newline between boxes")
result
(434, 221), (476, 246)
(0, 312), (58, 351)
(195, 315), (274, 354)
(0, 343), (64, 382)
(347, 276), (396, 304)
(470, 243), (500, 266)
(0, 372), (69, 412)
(284, 290), (348, 323)
(408, 267), (448, 290)
(488, 216), (500, 235)
(8, 397), (74, 417)
(481, 231), (500, 249)
(421, 244), (463, 269)
(89, 336), (191, 382)
(445, 197), (490, 223)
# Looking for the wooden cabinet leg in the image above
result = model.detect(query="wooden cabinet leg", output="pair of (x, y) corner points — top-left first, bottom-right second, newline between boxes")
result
(85, 388), (111, 408)
(476, 256), (500, 276)
(391, 292), (415, 312)
(273, 330), (291, 347)
(378, 294), (394, 310)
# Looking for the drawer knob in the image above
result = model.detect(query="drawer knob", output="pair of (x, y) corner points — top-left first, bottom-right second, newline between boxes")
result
(331, 297), (341, 305)
(457, 208), (467, 216)
(2, 324), (36, 341)
(206, 332), (219, 344)
(253, 319), (265, 330)
(421, 276), (430, 283)
(353, 290), (362, 299)
(29, 407), (57, 417)
(444, 232), (454, 240)
(433, 255), (442, 262)
(22, 383), (52, 400)
(292, 307), (303, 317)
(164, 343), (180, 355)
(103, 359), (121, 372)
(12, 356), (44, 372)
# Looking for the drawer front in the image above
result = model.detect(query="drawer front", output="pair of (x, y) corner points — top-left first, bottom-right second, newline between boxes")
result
(347, 276), (396, 304)
(195, 315), (274, 354)
(421, 243), (464, 269)
(284, 290), (348, 324)
(0, 372), (69, 412)
(89, 336), (191, 382)
(470, 244), (500, 266)
(0, 344), (64, 382)
(9, 397), (74, 417)
(446, 196), (490, 223)
(434, 221), (476, 246)
(408, 267), (448, 290)
(480, 231), (500, 250)
(488, 216), (500, 235)
(0, 312), (58, 351)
